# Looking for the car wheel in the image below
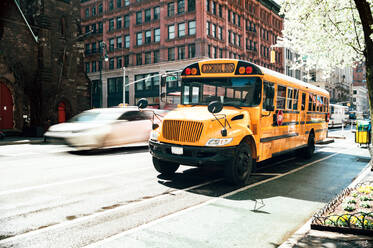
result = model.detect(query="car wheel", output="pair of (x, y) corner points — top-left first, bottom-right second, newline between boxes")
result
(303, 133), (315, 159)
(153, 157), (180, 175)
(224, 142), (252, 186)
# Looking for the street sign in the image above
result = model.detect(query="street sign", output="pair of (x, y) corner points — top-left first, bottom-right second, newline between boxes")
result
(166, 76), (177, 82)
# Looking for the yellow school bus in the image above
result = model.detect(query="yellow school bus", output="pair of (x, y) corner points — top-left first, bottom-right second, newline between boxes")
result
(149, 59), (329, 185)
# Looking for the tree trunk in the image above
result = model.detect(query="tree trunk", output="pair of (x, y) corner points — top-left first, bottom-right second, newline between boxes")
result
(353, 0), (373, 170)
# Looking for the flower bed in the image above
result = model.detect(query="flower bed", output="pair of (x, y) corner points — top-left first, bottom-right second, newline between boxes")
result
(311, 181), (373, 235)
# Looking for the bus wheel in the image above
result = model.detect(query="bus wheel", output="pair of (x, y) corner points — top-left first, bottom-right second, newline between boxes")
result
(304, 133), (315, 159)
(153, 157), (180, 175)
(225, 142), (252, 186)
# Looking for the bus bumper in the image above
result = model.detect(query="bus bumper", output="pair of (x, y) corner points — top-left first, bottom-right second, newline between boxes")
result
(149, 140), (236, 166)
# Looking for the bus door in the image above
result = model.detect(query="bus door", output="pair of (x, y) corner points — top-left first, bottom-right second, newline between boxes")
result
(259, 81), (275, 161)
(299, 92), (307, 143)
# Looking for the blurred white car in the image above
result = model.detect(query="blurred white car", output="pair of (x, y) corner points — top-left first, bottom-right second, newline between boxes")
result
(44, 107), (166, 150)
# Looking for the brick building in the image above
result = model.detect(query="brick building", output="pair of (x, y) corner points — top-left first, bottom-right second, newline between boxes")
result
(0, 0), (90, 135)
(81, 0), (283, 108)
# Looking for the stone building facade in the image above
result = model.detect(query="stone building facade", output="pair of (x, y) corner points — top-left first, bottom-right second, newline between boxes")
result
(0, 0), (90, 134)
(81, 0), (283, 108)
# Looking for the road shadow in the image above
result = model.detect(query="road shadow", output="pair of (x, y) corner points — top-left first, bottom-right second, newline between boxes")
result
(157, 151), (371, 204)
(68, 145), (148, 156)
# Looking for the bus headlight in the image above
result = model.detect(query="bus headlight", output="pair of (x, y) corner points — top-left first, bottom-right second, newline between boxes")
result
(206, 138), (233, 146)
(150, 130), (159, 141)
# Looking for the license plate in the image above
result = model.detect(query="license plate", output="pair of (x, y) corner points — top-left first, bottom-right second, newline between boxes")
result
(171, 146), (183, 155)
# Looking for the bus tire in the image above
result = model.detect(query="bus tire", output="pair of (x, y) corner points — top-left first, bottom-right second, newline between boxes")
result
(303, 133), (315, 159)
(224, 142), (252, 186)
(153, 157), (179, 175)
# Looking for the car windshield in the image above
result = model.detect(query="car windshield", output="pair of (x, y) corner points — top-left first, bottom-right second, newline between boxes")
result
(68, 111), (124, 122)
(181, 77), (262, 107)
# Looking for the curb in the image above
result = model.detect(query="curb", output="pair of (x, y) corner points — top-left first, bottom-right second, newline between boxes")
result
(278, 163), (372, 248)
(318, 139), (335, 145)
(0, 139), (45, 146)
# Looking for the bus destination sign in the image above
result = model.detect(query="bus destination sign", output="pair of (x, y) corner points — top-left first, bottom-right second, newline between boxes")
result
(201, 63), (235, 73)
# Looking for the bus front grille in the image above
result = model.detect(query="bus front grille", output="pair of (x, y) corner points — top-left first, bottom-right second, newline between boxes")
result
(162, 120), (204, 143)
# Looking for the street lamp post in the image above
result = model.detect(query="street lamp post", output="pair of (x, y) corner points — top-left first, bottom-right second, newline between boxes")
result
(122, 67), (126, 105)
(97, 42), (108, 108)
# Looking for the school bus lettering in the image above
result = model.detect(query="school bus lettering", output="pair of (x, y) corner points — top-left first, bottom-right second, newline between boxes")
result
(149, 59), (329, 186)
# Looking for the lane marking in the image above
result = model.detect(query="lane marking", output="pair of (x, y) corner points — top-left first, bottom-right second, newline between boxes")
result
(84, 152), (339, 248)
(0, 167), (150, 196)
(0, 178), (222, 245)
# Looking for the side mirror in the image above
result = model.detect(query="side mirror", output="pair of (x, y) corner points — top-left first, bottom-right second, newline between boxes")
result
(208, 101), (223, 114)
(137, 98), (148, 109)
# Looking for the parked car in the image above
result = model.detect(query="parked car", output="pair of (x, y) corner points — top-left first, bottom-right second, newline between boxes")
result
(44, 107), (167, 150)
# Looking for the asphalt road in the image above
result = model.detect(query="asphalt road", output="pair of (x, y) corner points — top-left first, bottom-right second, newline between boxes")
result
(0, 129), (369, 248)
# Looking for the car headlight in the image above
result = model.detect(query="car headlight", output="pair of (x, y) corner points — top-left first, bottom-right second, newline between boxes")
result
(206, 138), (233, 146)
(150, 130), (159, 141)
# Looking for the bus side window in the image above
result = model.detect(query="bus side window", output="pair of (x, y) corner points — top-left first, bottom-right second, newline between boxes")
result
(277, 85), (286, 109)
(301, 93), (306, 110)
(308, 94), (313, 111)
(287, 88), (293, 109)
(263, 81), (275, 111)
(292, 89), (299, 110)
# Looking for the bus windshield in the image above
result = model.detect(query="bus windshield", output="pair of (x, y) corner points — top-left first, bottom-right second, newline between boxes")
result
(181, 77), (262, 107)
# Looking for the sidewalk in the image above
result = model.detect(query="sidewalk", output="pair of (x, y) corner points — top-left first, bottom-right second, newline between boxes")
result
(279, 164), (373, 248)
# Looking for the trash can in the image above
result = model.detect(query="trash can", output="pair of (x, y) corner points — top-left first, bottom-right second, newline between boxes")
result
(355, 120), (371, 146)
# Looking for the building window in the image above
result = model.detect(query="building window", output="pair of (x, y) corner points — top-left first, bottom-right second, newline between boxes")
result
(212, 1), (216, 15)
(136, 32), (143, 46)
(109, 38), (115, 51)
(218, 4), (222, 17)
(124, 15), (130, 28)
(91, 42), (97, 53)
(219, 48), (223, 58)
(116, 56), (122, 68)
(213, 46), (217, 58)
(124, 55), (129, 66)
(228, 30), (231, 43)
(154, 28), (160, 42)
(206, 0), (210, 12)
(136, 53), (142, 65)
(177, 0), (185, 14)
(98, 3), (103, 14)
(227, 9), (231, 22)
(211, 23), (216, 38)
(188, 20), (196, 35)
(109, 0), (114, 10)
(145, 9), (151, 22)
(116, 16), (122, 29)
(218, 26), (222, 40)
(117, 36), (122, 48)
(208, 45), (211, 57)
(188, 0), (195, 11)
(91, 24), (97, 33)
(188, 43), (195, 58)
(136, 11), (142, 24)
(154, 6), (160, 20)
(85, 62), (90, 73)
(153, 50), (160, 63)
(124, 35), (130, 48)
(145, 52), (151, 64)
(91, 7), (96, 16)
(206, 21), (210, 36)
(117, 0), (121, 8)
(109, 58), (114, 69)
(145, 30), (151, 43)
(98, 22), (103, 33)
(237, 15), (241, 27)
(124, 0), (129, 6)
(178, 23), (185, 37)
(85, 8), (89, 18)
(168, 25), (175, 39)
(168, 2), (175, 16)
(92, 61), (96, 72)
(109, 18), (114, 31)
(178, 46), (185, 60)
(168, 47), (175, 61)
